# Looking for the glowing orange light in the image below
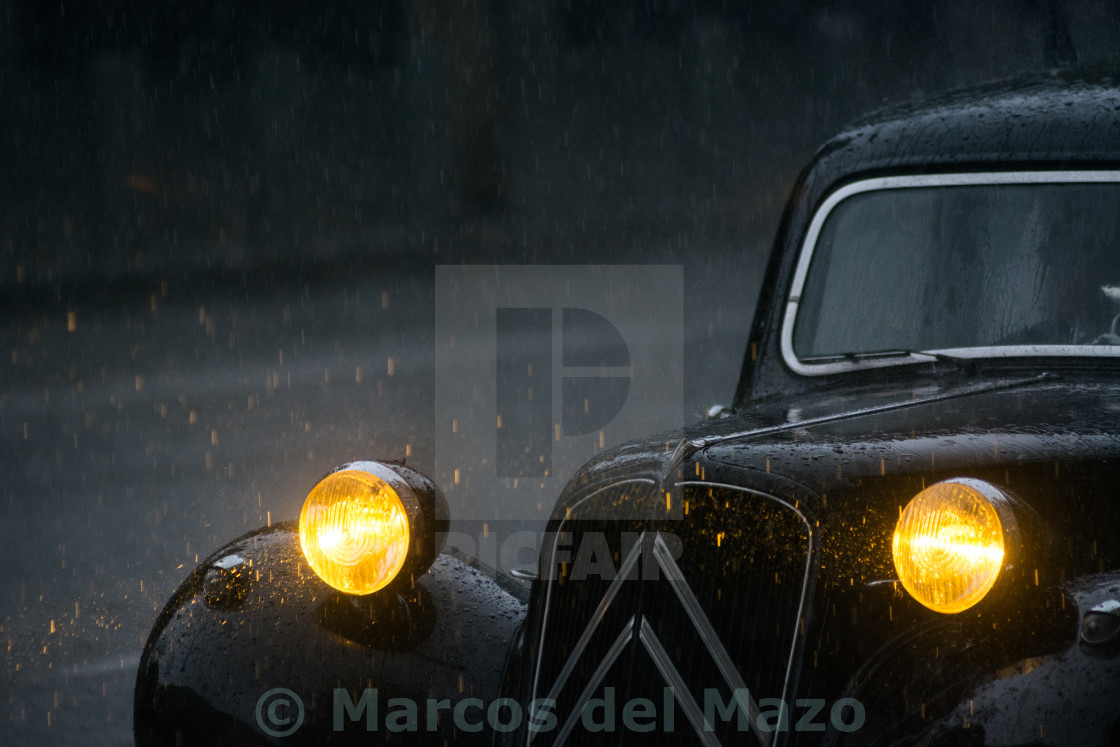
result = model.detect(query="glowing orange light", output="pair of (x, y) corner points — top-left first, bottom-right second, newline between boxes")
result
(299, 470), (410, 595)
(892, 480), (1011, 614)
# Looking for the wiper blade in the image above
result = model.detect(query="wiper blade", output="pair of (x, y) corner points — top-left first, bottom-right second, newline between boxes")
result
(894, 348), (973, 365)
(801, 349), (972, 365)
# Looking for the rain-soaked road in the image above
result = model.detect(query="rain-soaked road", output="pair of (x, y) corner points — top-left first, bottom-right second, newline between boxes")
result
(0, 252), (758, 745)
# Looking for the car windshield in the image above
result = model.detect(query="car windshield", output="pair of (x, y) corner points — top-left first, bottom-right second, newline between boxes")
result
(792, 178), (1120, 362)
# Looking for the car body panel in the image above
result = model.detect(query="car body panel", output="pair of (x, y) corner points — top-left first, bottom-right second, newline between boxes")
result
(920, 569), (1120, 747)
(134, 522), (526, 745)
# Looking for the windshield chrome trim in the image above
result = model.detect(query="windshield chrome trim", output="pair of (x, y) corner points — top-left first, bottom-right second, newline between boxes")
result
(780, 171), (1120, 376)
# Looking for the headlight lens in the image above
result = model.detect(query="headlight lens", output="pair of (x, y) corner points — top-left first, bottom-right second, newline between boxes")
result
(299, 469), (411, 595)
(892, 479), (1017, 614)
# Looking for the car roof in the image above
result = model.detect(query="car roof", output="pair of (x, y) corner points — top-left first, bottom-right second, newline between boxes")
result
(736, 67), (1120, 404)
(802, 68), (1120, 205)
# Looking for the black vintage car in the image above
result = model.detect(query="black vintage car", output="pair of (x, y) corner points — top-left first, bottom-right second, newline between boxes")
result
(135, 72), (1120, 746)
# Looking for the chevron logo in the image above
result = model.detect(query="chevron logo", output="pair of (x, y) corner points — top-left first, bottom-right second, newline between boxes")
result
(531, 532), (773, 747)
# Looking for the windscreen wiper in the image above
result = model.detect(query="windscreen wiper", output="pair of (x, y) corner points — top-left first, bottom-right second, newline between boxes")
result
(801, 349), (972, 365)
(889, 348), (973, 365)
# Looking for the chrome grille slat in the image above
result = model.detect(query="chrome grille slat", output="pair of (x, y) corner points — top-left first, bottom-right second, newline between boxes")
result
(551, 616), (637, 746)
(539, 534), (645, 712)
(638, 617), (732, 747)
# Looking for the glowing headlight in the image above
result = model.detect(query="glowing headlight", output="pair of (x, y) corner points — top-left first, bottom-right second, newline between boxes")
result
(892, 478), (1019, 614)
(299, 467), (412, 595)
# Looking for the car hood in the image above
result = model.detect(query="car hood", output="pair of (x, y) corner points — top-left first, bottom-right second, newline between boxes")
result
(708, 373), (1120, 481)
(526, 372), (1120, 746)
(554, 371), (1120, 516)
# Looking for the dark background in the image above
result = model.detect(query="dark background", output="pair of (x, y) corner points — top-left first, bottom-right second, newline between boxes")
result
(2, 1), (1118, 744)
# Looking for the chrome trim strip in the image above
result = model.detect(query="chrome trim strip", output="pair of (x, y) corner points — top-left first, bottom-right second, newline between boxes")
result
(687, 374), (1046, 451)
(537, 533), (646, 712)
(651, 533), (770, 746)
(677, 481), (814, 730)
(780, 171), (1120, 376)
(551, 616), (637, 747)
(638, 618), (725, 747)
(529, 478), (657, 741)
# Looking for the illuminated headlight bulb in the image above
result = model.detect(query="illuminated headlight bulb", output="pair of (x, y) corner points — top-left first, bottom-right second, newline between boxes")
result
(299, 469), (411, 595)
(892, 479), (1019, 614)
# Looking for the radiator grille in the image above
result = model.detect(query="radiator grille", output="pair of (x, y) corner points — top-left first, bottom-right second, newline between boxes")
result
(529, 481), (813, 746)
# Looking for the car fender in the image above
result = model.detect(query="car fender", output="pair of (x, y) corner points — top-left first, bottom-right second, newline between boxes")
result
(134, 521), (527, 746)
(916, 569), (1120, 746)
(832, 569), (1120, 746)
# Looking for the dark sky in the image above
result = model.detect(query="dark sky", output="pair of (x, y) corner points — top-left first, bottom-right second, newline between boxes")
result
(4, 0), (1117, 288)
